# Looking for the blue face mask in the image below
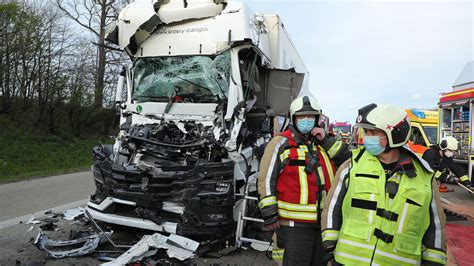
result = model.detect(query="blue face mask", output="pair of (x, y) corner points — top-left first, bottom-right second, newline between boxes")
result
(364, 135), (385, 155)
(296, 118), (315, 134)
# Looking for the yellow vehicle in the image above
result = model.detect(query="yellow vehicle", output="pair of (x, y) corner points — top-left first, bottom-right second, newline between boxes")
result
(405, 109), (438, 155)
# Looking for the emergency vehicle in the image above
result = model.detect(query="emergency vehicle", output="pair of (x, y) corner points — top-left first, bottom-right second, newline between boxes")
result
(438, 61), (474, 180)
(333, 121), (352, 143)
(405, 109), (438, 155)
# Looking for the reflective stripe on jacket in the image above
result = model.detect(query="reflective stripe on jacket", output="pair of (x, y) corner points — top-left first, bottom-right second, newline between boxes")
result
(324, 147), (447, 265)
(275, 130), (336, 223)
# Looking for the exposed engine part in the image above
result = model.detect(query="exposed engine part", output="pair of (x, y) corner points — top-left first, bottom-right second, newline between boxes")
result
(90, 121), (236, 240)
(122, 121), (228, 165)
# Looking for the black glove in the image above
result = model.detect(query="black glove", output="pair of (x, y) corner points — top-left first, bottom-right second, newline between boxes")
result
(323, 252), (334, 264)
(323, 245), (335, 264)
(438, 171), (448, 183)
(259, 203), (279, 226)
(262, 212), (278, 226)
(461, 180), (472, 188)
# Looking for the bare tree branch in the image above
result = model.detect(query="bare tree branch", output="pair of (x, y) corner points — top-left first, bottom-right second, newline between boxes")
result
(91, 41), (123, 52)
(55, 0), (99, 36)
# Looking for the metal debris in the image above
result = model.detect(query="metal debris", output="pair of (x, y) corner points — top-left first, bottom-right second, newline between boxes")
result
(39, 222), (57, 231)
(63, 207), (85, 221)
(34, 231), (110, 258)
(85, 209), (132, 249)
(98, 256), (115, 262)
(25, 216), (42, 224)
(102, 233), (199, 265)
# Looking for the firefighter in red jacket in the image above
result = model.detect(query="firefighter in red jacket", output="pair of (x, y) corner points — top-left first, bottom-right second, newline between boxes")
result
(257, 96), (350, 265)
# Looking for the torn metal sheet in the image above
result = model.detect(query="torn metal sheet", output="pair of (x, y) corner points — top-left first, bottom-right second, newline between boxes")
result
(114, 0), (227, 53)
(25, 216), (42, 224)
(102, 233), (199, 265)
(129, 249), (158, 263)
(162, 202), (185, 215)
(34, 231), (109, 258)
(213, 126), (221, 141)
(176, 122), (188, 134)
(63, 207), (85, 221)
(167, 234), (199, 251)
(85, 209), (133, 249)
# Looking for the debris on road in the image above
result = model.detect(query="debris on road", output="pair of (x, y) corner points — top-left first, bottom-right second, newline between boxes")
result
(39, 222), (58, 231)
(98, 256), (114, 262)
(102, 233), (199, 265)
(25, 216), (42, 225)
(62, 207), (85, 221)
(85, 209), (132, 249)
(34, 231), (110, 258)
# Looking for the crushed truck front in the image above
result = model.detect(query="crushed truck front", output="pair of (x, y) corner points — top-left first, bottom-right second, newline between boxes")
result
(86, 0), (308, 243)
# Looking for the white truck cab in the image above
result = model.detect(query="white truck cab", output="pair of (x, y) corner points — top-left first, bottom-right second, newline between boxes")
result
(87, 0), (309, 243)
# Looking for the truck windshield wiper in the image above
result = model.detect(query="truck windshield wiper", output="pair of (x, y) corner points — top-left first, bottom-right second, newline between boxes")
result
(213, 77), (228, 102)
(176, 77), (221, 100)
(196, 95), (219, 103)
(133, 95), (170, 102)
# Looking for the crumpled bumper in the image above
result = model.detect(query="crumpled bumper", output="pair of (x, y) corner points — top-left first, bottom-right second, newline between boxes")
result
(89, 146), (236, 239)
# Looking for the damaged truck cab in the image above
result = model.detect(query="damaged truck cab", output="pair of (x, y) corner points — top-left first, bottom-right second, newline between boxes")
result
(87, 0), (309, 241)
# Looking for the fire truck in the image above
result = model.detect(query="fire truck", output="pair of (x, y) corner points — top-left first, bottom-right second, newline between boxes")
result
(438, 61), (474, 180)
(332, 121), (352, 143)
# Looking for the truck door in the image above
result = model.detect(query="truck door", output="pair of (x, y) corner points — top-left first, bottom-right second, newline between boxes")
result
(237, 47), (304, 136)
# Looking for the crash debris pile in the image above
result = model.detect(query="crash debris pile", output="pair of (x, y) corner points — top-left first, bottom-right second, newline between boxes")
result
(102, 233), (199, 265)
(32, 207), (199, 263)
(34, 231), (110, 259)
(24, 207), (85, 232)
(35, 230), (198, 263)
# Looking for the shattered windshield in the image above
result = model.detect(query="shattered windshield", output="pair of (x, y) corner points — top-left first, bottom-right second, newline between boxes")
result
(132, 51), (231, 103)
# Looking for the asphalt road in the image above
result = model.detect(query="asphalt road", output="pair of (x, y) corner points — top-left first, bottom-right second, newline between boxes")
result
(0, 172), (274, 265)
(6, 172), (471, 265)
(0, 171), (94, 228)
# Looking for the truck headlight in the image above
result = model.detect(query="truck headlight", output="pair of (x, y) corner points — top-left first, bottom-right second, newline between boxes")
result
(207, 213), (226, 221)
(215, 182), (230, 192)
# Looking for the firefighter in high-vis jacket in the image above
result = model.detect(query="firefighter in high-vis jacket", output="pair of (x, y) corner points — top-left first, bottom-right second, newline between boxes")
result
(422, 136), (472, 188)
(322, 103), (447, 265)
(257, 96), (350, 265)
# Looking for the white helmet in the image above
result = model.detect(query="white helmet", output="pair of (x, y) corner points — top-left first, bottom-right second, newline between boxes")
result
(289, 96), (321, 123)
(354, 103), (411, 148)
(439, 136), (458, 151)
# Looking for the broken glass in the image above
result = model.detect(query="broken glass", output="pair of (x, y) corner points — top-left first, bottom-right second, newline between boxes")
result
(132, 50), (231, 103)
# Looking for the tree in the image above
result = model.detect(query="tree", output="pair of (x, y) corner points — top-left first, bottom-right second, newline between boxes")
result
(0, 2), (23, 114)
(55, 0), (128, 109)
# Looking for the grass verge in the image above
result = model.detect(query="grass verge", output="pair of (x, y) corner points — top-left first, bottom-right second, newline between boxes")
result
(0, 135), (109, 183)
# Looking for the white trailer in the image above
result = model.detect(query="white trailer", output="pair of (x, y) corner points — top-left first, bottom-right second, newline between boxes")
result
(87, 0), (309, 244)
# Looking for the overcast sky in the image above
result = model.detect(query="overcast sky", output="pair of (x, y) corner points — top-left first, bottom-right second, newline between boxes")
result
(241, 0), (473, 123)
